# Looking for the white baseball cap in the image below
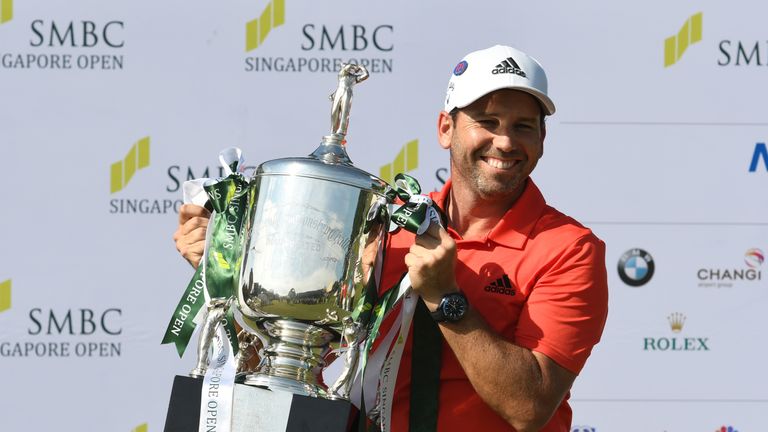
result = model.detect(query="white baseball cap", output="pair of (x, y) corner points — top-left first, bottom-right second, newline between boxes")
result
(444, 45), (555, 115)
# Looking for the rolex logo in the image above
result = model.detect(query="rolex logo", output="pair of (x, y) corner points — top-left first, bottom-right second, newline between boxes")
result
(644, 313), (709, 351)
(667, 312), (686, 333)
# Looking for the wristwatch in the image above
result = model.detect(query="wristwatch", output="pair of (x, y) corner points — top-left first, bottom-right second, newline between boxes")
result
(430, 292), (469, 323)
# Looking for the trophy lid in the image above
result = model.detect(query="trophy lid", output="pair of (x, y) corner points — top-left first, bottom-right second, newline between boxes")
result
(255, 147), (389, 196)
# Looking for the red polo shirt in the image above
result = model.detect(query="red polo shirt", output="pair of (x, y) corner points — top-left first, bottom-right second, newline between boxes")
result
(378, 178), (608, 431)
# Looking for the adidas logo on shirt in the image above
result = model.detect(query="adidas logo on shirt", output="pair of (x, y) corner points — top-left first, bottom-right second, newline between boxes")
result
(492, 57), (527, 78)
(484, 274), (516, 296)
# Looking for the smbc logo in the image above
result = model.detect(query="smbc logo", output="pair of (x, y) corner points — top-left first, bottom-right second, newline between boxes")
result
(111, 137), (150, 193)
(664, 12), (702, 67)
(380, 139), (418, 184)
(0, 0), (12, 24)
(0, 279), (10, 313)
(246, 0), (285, 51)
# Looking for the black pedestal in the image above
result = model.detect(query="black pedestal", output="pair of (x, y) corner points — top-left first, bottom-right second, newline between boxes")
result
(163, 375), (356, 432)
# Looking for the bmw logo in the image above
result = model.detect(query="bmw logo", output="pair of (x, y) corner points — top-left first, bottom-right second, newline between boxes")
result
(617, 248), (655, 286)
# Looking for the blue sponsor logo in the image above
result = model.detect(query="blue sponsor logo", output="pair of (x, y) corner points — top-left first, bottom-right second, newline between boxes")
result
(749, 142), (767, 172)
(453, 60), (468, 75)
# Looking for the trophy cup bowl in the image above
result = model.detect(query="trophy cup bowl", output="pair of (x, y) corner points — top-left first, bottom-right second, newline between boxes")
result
(234, 64), (390, 399)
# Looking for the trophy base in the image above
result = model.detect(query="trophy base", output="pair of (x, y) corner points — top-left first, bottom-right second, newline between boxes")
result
(164, 375), (355, 432)
(244, 373), (328, 398)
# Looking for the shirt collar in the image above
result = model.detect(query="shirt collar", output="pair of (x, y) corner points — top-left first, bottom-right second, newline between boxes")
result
(429, 177), (546, 249)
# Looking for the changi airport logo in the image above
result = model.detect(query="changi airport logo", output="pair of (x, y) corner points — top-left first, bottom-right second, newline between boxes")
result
(0, 279), (10, 314)
(379, 139), (418, 184)
(0, 0), (12, 24)
(744, 248), (764, 268)
(243, 2), (395, 74)
(697, 248), (763, 288)
(749, 142), (767, 172)
(664, 12), (702, 67)
(617, 248), (655, 287)
(643, 312), (710, 352)
(246, 0), (285, 51)
(111, 137), (150, 194)
(0, 18), (126, 70)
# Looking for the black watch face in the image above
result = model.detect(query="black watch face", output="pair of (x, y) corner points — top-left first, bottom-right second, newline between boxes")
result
(442, 294), (468, 322)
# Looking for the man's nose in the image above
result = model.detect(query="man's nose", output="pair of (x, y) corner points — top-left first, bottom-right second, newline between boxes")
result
(493, 132), (517, 152)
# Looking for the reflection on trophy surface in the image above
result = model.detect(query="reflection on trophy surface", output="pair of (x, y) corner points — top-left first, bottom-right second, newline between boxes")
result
(234, 64), (391, 399)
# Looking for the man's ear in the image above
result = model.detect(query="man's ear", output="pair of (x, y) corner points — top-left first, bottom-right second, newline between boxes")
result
(437, 111), (454, 150)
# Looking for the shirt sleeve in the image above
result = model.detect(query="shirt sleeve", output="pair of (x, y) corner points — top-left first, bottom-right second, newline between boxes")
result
(513, 233), (609, 374)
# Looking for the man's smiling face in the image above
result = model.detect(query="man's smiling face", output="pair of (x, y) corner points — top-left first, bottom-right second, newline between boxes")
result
(440, 89), (546, 202)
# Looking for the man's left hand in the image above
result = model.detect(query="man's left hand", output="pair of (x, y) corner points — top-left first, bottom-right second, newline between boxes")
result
(404, 223), (458, 310)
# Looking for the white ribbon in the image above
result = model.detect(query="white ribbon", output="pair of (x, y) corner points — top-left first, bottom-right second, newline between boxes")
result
(182, 146), (246, 207)
(332, 273), (416, 432)
(198, 323), (236, 432)
(376, 276), (417, 432)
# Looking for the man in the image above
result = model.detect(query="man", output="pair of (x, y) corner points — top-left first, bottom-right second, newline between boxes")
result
(174, 45), (608, 431)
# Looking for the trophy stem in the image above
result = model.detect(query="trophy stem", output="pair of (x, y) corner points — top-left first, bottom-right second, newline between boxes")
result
(241, 320), (335, 398)
(310, 134), (353, 165)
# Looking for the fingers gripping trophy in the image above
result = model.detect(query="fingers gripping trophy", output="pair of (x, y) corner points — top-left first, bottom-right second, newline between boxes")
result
(231, 63), (391, 400)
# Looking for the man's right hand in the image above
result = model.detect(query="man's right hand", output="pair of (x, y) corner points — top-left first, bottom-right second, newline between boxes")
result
(173, 204), (211, 268)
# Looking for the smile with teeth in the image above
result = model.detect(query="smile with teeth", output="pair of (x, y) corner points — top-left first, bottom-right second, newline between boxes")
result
(482, 157), (519, 169)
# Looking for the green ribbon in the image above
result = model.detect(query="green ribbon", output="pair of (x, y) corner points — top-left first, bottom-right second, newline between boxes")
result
(202, 175), (250, 300)
(161, 265), (207, 357)
(387, 173), (441, 235)
(162, 172), (251, 357)
(355, 279), (398, 375)
(351, 173), (440, 387)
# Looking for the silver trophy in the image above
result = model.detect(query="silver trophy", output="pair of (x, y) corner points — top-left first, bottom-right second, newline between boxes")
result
(235, 64), (390, 399)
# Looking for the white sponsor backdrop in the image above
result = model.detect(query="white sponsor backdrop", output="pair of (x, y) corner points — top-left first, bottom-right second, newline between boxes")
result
(1, 1), (766, 431)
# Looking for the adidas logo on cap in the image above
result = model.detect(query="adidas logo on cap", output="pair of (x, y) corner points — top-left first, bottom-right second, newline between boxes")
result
(492, 57), (527, 78)
(484, 274), (516, 296)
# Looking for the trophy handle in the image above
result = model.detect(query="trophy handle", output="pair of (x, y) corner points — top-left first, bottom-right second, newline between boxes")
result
(327, 316), (365, 400)
(189, 297), (231, 378)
